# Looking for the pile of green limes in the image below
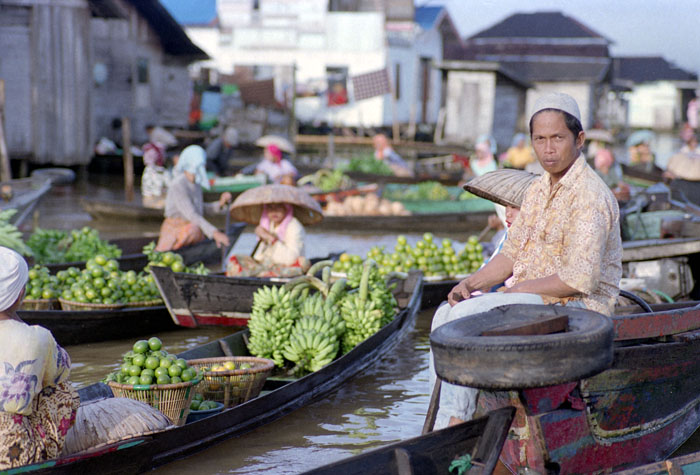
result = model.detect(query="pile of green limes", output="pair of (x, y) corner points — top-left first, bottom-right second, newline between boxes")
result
(103, 337), (199, 386)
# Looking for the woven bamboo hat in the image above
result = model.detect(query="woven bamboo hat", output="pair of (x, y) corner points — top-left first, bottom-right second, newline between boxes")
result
(462, 169), (539, 208)
(229, 184), (323, 225)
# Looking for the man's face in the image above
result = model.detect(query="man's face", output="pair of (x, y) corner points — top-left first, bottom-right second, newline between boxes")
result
(531, 111), (584, 182)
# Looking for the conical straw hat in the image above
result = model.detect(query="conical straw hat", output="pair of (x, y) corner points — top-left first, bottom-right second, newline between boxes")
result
(229, 184), (323, 225)
(254, 135), (295, 154)
(462, 169), (539, 208)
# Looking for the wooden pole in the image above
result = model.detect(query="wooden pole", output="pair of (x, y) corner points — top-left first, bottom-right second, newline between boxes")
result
(0, 80), (11, 182)
(122, 117), (134, 202)
(288, 63), (297, 159)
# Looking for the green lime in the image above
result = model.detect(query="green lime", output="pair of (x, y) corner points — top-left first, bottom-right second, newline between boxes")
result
(133, 340), (149, 354)
(139, 374), (153, 385)
(148, 337), (162, 351)
(132, 354), (146, 367)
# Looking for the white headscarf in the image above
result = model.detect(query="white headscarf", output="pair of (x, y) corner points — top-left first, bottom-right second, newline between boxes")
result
(0, 246), (28, 312)
(174, 145), (210, 190)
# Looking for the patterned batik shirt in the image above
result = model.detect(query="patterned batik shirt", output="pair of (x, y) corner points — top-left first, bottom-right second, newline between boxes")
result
(500, 155), (622, 315)
(0, 320), (71, 415)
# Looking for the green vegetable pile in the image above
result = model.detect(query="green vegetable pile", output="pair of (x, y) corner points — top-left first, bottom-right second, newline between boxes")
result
(383, 181), (452, 201)
(297, 169), (354, 192)
(0, 209), (32, 256)
(246, 260), (398, 375)
(339, 155), (393, 175)
(26, 227), (121, 264)
(103, 337), (199, 385)
(332, 233), (484, 279)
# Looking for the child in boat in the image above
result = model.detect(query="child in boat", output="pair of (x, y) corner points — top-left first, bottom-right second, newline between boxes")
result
(0, 247), (79, 469)
(225, 185), (323, 278)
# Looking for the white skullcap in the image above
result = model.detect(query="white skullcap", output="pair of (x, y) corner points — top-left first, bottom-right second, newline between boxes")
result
(0, 246), (28, 312)
(531, 92), (581, 123)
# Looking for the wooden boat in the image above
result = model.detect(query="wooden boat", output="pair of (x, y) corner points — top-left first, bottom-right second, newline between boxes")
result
(15, 271), (423, 474)
(18, 305), (177, 347)
(42, 223), (246, 272)
(465, 301), (700, 473)
(81, 197), (495, 233)
(0, 176), (52, 226)
(614, 449), (700, 474)
(302, 406), (515, 475)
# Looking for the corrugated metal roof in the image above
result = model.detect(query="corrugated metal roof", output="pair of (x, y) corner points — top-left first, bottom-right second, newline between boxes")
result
(415, 5), (443, 30)
(613, 56), (698, 83)
(159, 0), (217, 26)
(502, 60), (610, 82)
(469, 11), (610, 42)
(126, 0), (208, 59)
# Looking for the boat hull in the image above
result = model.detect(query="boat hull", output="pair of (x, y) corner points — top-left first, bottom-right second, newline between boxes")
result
(474, 304), (700, 473)
(18, 305), (177, 347)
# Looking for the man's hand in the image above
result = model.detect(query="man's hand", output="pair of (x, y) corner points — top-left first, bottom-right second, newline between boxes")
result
(448, 279), (473, 306)
(212, 230), (230, 249)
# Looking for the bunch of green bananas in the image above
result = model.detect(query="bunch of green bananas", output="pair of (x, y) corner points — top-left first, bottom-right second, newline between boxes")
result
(247, 285), (300, 367)
(0, 209), (32, 256)
(282, 315), (340, 373)
(339, 260), (394, 354)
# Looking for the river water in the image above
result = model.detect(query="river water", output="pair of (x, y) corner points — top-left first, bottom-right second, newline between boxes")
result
(29, 171), (699, 473)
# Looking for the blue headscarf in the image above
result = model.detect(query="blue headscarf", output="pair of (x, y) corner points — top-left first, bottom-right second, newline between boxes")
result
(511, 133), (527, 148)
(476, 134), (497, 154)
(175, 145), (210, 190)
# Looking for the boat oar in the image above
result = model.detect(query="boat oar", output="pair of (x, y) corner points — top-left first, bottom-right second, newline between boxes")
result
(422, 379), (442, 435)
(221, 201), (233, 272)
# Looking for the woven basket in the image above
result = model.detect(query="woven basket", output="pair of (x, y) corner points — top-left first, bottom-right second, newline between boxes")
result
(58, 298), (125, 311)
(107, 375), (202, 426)
(21, 298), (60, 311)
(187, 356), (274, 409)
(123, 298), (164, 308)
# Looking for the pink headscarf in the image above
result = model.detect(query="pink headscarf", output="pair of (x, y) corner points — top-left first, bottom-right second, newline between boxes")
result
(267, 145), (282, 164)
(260, 203), (294, 240)
(594, 149), (614, 171)
(143, 143), (165, 167)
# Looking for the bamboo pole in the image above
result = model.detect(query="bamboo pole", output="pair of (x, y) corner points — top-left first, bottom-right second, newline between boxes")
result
(288, 63), (297, 158)
(0, 80), (11, 182)
(122, 117), (134, 202)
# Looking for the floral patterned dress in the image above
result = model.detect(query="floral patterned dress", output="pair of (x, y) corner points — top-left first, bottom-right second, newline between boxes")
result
(0, 320), (79, 469)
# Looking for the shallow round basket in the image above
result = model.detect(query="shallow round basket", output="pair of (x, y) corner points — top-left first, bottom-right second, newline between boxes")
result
(185, 401), (225, 424)
(59, 298), (125, 311)
(21, 298), (60, 311)
(186, 356), (274, 409)
(107, 375), (202, 427)
(123, 298), (164, 308)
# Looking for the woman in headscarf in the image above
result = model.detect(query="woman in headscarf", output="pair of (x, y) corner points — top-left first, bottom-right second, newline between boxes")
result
(155, 145), (232, 252)
(225, 184), (323, 278)
(140, 141), (170, 209)
(503, 133), (536, 169)
(0, 247), (79, 469)
(255, 144), (298, 185)
(468, 134), (498, 177)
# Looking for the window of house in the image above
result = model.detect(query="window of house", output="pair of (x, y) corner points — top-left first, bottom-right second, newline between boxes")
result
(136, 58), (149, 84)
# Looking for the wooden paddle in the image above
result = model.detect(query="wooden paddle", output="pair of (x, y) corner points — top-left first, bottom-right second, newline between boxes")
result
(221, 202), (233, 272)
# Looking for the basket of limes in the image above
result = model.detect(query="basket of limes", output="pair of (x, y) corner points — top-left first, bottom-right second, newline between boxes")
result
(104, 337), (202, 426)
(186, 356), (274, 409)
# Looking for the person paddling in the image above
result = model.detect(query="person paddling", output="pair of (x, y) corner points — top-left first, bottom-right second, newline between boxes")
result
(155, 145), (232, 252)
(428, 92), (623, 430)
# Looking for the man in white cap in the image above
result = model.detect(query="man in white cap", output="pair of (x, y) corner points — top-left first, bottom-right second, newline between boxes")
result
(428, 92), (622, 429)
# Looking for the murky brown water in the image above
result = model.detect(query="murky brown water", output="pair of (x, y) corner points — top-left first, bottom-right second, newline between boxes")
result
(29, 173), (700, 473)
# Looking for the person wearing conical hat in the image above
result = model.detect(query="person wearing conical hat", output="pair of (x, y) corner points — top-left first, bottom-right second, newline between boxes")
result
(428, 93), (623, 430)
(0, 247), (80, 469)
(226, 184), (323, 278)
(155, 145), (232, 252)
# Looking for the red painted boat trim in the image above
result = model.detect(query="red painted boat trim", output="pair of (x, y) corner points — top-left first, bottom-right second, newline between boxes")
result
(612, 304), (700, 340)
